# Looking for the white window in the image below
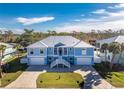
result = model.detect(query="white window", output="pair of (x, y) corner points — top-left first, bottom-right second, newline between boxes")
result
(82, 48), (86, 55)
(40, 48), (44, 54)
(30, 48), (34, 54)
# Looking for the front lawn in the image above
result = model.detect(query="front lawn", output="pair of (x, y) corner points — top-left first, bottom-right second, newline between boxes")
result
(93, 62), (124, 88)
(0, 55), (28, 87)
(36, 72), (84, 88)
(106, 72), (124, 87)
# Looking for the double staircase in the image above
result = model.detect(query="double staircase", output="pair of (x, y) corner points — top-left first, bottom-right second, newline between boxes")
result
(50, 56), (70, 68)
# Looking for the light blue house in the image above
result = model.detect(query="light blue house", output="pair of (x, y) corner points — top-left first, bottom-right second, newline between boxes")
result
(0, 42), (16, 62)
(25, 36), (94, 68)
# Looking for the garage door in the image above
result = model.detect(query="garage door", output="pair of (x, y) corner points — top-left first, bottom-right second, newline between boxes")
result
(30, 58), (45, 65)
(77, 57), (92, 65)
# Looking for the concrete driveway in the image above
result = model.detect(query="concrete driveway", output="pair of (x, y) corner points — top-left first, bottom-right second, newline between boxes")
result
(5, 66), (46, 89)
(5, 65), (114, 89)
(74, 66), (115, 89)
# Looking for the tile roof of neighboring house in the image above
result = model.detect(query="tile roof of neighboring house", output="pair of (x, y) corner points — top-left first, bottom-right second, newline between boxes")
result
(27, 36), (94, 48)
(97, 35), (124, 44)
(0, 42), (13, 48)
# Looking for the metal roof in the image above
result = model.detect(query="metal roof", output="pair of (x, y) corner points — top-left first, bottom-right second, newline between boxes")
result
(27, 36), (94, 48)
(27, 41), (47, 48)
(74, 41), (95, 48)
(97, 35), (124, 44)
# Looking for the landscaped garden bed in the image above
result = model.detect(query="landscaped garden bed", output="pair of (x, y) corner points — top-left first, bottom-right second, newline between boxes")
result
(93, 62), (124, 88)
(0, 54), (28, 87)
(36, 72), (84, 88)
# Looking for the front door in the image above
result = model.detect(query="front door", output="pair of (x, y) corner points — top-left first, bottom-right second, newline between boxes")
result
(59, 47), (62, 56)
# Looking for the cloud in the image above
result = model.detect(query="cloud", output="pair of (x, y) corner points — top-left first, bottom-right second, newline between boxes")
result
(108, 4), (124, 9)
(73, 19), (82, 22)
(53, 9), (124, 32)
(92, 9), (108, 14)
(16, 16), (55, 25)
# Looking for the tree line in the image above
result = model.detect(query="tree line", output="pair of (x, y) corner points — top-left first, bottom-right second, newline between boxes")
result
(0, 28), (124, 47)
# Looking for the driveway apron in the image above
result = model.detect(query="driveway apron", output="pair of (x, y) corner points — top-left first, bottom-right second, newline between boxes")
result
(74, 66), (115, 89)
(5, 66), (46, 89)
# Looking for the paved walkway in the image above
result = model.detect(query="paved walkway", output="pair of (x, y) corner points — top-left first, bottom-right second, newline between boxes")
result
(5, 66), (46, 89)
(74, 66), (115, 89)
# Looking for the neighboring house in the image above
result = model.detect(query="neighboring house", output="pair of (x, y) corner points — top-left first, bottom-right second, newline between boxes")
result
(0, 42), (16, 62)
(21, 36), (94, 68)
(96, 35), (124, 63)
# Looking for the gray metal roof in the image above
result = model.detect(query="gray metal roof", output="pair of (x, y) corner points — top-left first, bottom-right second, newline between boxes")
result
(27, 41), (47, 48)
(74, 41), (95, 48)
(27, 36), (94, 48)
(97, 35), (124, 44)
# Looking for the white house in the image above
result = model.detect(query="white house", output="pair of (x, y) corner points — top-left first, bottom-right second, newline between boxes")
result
(96, 35), (124, 64)
(0, 42), (16, 62)
(21, 36), (95, 68)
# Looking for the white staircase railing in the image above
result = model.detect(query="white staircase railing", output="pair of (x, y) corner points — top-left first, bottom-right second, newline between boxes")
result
(50, 56), (70, 68)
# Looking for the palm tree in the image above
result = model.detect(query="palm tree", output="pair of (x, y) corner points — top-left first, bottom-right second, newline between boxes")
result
(101, 43), (109, 62)
(7, 30), (14, 42)
(0, 45), (6, 78)
(108, 42), (121, 70)
(117, 43), (124, 64)
(14, 44), (23, 58)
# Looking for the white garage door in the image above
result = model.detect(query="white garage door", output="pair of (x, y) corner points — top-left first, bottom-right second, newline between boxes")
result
(30, 58), (45, 65)
(77, 57), (92, 65)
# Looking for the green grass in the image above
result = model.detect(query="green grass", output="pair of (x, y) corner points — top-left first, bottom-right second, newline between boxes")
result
(36, 72), (84, 88)
(0, 55), (28, 87)
(106, 72), (124, 87)
(93, 62), (124, 88)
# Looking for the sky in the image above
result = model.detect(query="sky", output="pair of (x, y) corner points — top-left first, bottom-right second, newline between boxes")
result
(0, 3), (124, 34)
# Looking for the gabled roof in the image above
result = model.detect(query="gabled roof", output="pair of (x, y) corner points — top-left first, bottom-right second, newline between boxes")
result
(74, 41), (95, 48)
(0, 42), (13, 48)
(27, 41), (47, 48)
(27, 36), (94, 48)
(97, 35), (124, 44)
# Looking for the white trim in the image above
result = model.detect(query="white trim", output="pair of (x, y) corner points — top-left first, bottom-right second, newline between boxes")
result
(40, 41), (48, 47)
